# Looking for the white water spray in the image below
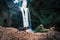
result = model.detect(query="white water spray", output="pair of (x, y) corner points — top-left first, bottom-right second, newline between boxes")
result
(13, 0), (33, 32)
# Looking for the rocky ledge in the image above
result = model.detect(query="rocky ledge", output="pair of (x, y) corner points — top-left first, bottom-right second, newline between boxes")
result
(0, 26), (60, 40)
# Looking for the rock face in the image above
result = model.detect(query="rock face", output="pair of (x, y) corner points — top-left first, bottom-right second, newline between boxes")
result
(47, 31), (60, 40)
(0, 26), (60, 40)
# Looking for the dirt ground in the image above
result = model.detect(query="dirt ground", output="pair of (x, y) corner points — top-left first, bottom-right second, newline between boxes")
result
(0, 26), (60, 40)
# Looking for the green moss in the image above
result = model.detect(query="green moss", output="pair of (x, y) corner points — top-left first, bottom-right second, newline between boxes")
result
(36, 28), (49, 32)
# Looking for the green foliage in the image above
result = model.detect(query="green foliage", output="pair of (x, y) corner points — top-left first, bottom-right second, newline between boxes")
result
(29, 0), (60, 30)
(35, 27), (48, 32)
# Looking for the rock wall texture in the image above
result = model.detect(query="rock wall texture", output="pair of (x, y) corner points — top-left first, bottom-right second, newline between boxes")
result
(0, 26), (60, 40)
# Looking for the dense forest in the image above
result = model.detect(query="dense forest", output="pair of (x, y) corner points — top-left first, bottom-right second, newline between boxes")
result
(0, 0), (60, 31)
(29, 0), (60, 31)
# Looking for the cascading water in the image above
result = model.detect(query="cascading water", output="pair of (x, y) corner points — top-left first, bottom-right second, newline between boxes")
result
(13, 0), (33, 32)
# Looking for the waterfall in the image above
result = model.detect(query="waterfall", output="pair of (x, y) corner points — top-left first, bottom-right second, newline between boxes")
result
(13, 0), (33, 32)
